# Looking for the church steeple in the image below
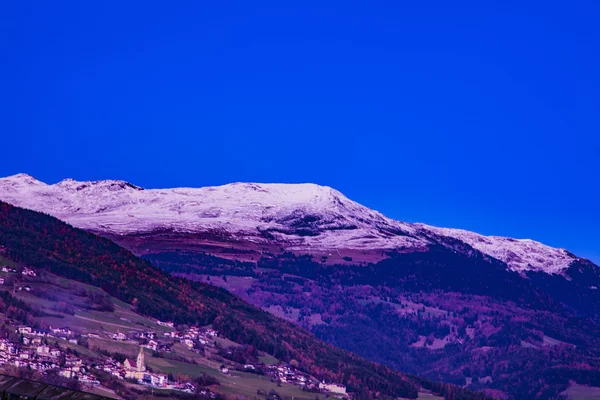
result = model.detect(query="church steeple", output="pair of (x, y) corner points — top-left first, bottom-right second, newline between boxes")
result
(136, 346), (146, 372)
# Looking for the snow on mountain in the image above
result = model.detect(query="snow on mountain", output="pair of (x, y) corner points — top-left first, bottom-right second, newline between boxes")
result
(0, 173), (584, 274)
(416, 224), (577, 274)
(0, 174), (426, 252)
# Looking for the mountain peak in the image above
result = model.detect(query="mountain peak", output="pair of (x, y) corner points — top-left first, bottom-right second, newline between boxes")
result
(216, 182), (350, 207)
(55, 178), (143, 192)
(2, 173), (44, 185)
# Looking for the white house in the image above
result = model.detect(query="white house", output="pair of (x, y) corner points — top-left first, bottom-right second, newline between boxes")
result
(17, 326), (32, 334)
(51, 327), (73, 336)
(111, 332), (126, 341)
(145, 340), (158, 351)
(150, 373), (168, 387)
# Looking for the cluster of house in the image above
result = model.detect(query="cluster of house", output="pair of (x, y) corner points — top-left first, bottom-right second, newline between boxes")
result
(94, 346), (197, 393)
(95, 346), (167, 387)
(164, 326), (219, 350)
(1, 306), (346, 398)
(106, 324), (219, 355)
(261, 364), (347, 396)
(146, 326), (348, 396)
(0, 265), (16, 285)
(0, 265), (36, 287)
(0, 266), (36, 276)
(107, 330), (163, 352)
(155, 320), (175, 328)
(17, 326), (74, 342)
(9, 324), (201, 393)
(93, 325), (224, 391)
(0, 327), (99, 386)
(265, 364), (314, 388)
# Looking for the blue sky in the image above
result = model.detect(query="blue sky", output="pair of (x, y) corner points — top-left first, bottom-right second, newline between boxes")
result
(1, 1), (599, 262)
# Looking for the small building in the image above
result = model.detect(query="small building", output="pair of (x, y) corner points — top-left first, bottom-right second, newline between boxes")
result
(123, 359), (135, 371)
(145, 340), (158, 351)
(205, 329), (218, 337)
(51, 327), (73, 336)
(17, 326), (32, 335)
(125, 370), (145, 380)
(111, 332), (126, 341)
(150, 373), (168, 387)
(59, 370), (75, 379)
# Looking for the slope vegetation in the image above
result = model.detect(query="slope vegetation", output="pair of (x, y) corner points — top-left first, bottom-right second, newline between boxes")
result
(0, 201), (488, 400)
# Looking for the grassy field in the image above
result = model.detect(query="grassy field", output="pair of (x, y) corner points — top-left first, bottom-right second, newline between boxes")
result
(88, 385), (120, 399)
(359, 297), (448, 318)
(400, 392), (443, 400)
(0, 256), (19, 268)
(417, 393), (443, 399)
(217, 370), (314, 400)
(49, 337), (100, 359)
(259, 353), (279, 365)
(563, 384), (600, 400)
(7, 271), (174, 337)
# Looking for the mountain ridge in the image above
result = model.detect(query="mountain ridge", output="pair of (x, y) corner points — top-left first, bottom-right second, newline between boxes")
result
(0, 173), (591, 275)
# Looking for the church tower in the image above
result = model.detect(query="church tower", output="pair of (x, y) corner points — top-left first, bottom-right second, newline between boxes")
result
(136, 346), (146, 372)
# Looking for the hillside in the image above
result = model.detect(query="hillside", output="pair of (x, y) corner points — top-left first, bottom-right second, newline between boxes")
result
(0, 255), (351, 400)
(147, 249), (600, 399)
(0, 200), (489, 400)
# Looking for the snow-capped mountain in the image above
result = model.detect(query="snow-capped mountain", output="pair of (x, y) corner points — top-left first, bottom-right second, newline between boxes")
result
(416, 224), (577, 274)
(0, 173), (588, 274)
